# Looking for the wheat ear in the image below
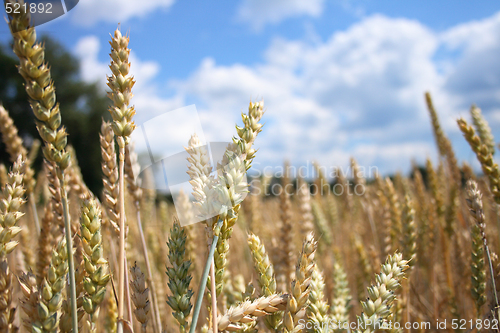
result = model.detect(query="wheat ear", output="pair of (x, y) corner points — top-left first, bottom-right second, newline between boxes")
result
(215, 294), (288, 331)
(384, 178), (401, 253)
(0, 258), (15, 332)
(37, 201), (55, 282)
(100, 120), (120, 235)
(466, 179), (499, 317)
(0, 155), (25, 256)
(307, 266), (330, 331)
(247, 232), (281, 330)
(425, 92), (450, 158)
(277, 189), (293, 291)
(107, 28), (136, 331)
(18, 271), (39, 330)
(189, 101), (264, 333)
(282, 232), (317, 333)
(331, 259), (351, 332)
(184, 133), (218, 329)
(311, 200), (333, 246)
(80, 198), (111, 332)
(298, 179), (314, 234)
(458, 118), (500, 204)
(354, 252), (409, 333)
(426, 93), (461, 235)
(32, 237), (69, 332)
(166, 221), (194, 332)
(401, 194), (417, 266)
(0, 106), (37, 232)
(471, 104), (495, 155)
(6, 2), (79, 328)
(130, 263), (150, 332)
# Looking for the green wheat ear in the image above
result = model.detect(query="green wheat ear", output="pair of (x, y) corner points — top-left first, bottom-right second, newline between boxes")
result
(166, 220), (194, 332)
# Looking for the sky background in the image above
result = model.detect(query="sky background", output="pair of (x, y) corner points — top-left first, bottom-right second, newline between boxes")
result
(1, 0), (500, 180)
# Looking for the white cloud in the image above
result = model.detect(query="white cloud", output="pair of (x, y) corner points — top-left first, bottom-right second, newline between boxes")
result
(70, 0), (175, 26)
(74, 12), (500, 179)
(74, 34), (184, 128)
(174, 15), (448, 175)
(237, 0), (325, 31)
(440, 12), (500, 112)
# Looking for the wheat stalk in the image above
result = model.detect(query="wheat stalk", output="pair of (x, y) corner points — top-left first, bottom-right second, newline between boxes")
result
(106, 28), (137, 331)
(277, 189), (293, 292)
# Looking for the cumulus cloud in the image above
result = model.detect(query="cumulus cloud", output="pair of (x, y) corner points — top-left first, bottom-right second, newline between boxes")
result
(441, 12), (500, 112)
(175, 15), (449, 174)
(237, 0), (325, 31)
(74, 34), (184, 132)
(74, 12), (500, 178)
(70, 0), (175, 26)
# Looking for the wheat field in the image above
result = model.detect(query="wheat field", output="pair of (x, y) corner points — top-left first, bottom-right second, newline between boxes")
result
(0, 0), (499, 332)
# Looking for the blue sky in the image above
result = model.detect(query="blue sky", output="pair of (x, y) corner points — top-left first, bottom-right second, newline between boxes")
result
(2, 0), (500, 178)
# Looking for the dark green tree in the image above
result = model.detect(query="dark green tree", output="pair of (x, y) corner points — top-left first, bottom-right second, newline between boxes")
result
(0, 36), (110, 194)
